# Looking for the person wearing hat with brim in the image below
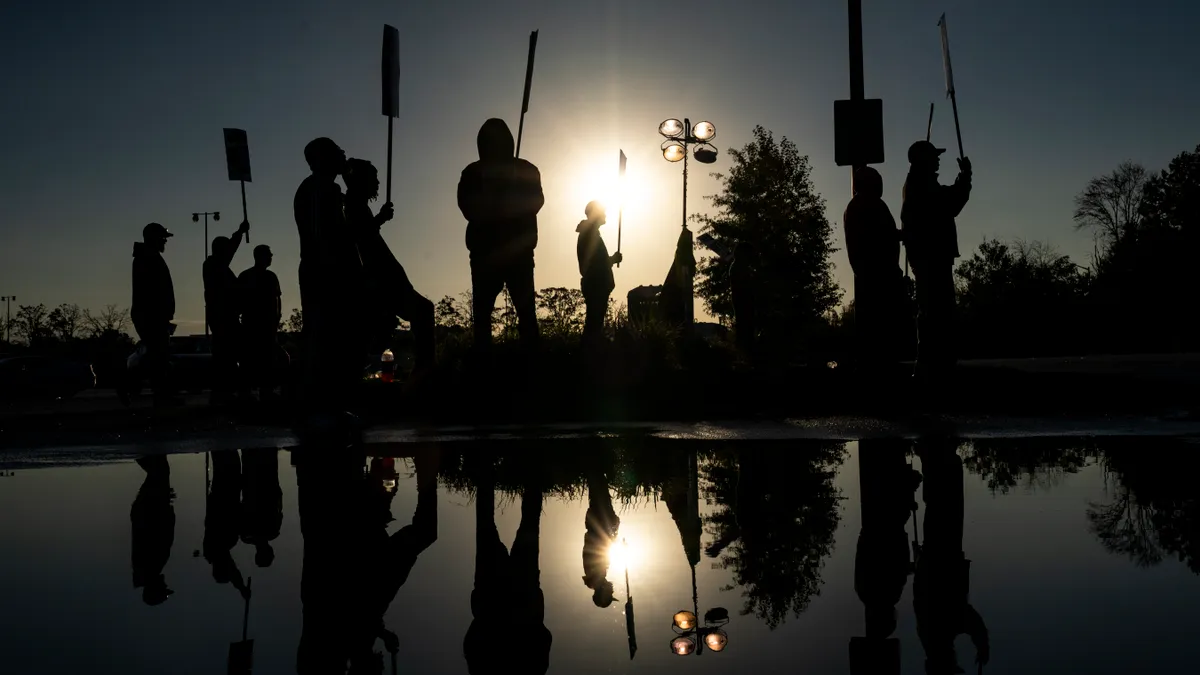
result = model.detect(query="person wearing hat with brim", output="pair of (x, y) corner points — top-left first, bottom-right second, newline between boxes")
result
(131, 222), (181, 406)
(900, 141), (972, 382)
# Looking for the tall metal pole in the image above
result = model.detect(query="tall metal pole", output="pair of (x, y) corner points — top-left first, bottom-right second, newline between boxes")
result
(681, 119), (690, 231)
(1, 296), (13, 344)
(848, 0), (865, 176)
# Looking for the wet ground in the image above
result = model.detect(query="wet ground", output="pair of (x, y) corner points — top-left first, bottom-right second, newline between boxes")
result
(1, 436), (1198, 674)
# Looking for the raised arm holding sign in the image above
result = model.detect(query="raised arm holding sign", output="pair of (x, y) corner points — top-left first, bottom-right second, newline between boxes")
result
(223, 128), (252, 241)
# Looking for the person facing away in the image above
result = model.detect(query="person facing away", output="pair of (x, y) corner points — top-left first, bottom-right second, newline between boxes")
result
(131, 455), (175, 606)
(239, 448), (283, 569)
(293, 137), (366, 418)
(457, 118), (545, 352)
(131, 222), (179, 405)
(845, 166), (903, 371)
(237, 245), (283, 399)
(900, 141), (972, 381)
(203, 221), (250, 401)
(343, 158), (437, 375)
(576, 201), (622, 349)
(203, 450), (250, 600)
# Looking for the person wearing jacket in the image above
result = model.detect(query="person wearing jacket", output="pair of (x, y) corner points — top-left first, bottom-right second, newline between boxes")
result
(901, 141), (972, 381)
(845, 167), (904, 373)
(576, 201), (622, 351)
(457, 118), (545, 354)
(131, 222), (178, 405)
(238, 245), (284, 401)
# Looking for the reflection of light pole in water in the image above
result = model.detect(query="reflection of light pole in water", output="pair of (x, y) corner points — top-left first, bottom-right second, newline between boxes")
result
(668, 449), (730, 656)
(192, 211), (220, 337)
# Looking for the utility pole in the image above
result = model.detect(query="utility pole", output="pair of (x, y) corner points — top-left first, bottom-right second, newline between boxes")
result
(848, 0), (865, 175)
(0, 295), (14, 344)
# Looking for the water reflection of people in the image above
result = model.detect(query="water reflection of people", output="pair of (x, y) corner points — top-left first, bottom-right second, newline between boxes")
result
(463, 454), (552, 674)
(204, 450), (250, 599)
(850, 440), (921, 675)
(240, 448), (283, 568)
(914, 440), (989, 675)
(131, 455), (175, 606)
(582, 464), (621, 608)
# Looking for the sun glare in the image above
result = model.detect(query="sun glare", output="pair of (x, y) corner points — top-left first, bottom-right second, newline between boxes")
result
(570, 158), (646, 220)
(607, 537), (641, 575)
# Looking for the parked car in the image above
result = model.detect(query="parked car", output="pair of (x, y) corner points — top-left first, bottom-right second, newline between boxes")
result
(0, 355), (95, 400)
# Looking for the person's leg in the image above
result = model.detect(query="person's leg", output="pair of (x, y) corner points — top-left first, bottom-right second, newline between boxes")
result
(582, 294), (607, 350)
(470, 261), (504, 353)
(505, 256), (540, 348)
(912, 263), (935, 377)
(395, 284), (436, 373)
(139, 323), (173, 401)
(932, 262), (958, 375)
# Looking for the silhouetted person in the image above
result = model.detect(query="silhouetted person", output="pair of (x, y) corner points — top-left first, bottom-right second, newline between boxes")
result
(463, 456), (552, 674)
(901, 142), (972, 381)
(131, 222), (179, 406)
(457, 118), (544, 354)
(913, 440), (989, 675)
(730, 240), (759, 361)
(238, 245), (283, 401)
(240, 448), (283, 568)
(295, 137), (366, 424)
(131, 455), (175, 606)
(849, 440), (921, 675)
(204, 450), (250, 600)
(204, 221), (250, 403)
(576, 201), (622, 352)
(582, 463), (621, 608)
(846, 167), (904, 373)
(344, 158), (436, 376)
(347, 450), (439, 673)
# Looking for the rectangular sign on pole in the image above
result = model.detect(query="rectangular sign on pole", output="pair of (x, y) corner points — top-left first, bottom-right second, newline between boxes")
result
(833, 99), (884, 167)
(938, 13), (954, 98)
(382, 24), (400, 117)
(223, 128), (251, 182)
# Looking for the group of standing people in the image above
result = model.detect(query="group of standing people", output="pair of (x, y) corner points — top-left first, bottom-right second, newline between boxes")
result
(844, 139), (973, 381)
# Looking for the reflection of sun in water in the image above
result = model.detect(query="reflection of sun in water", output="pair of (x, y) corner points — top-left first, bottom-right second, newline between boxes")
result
(607, 537), (641, 575)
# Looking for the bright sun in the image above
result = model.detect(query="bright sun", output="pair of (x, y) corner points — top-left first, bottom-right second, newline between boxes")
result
(569, 157), (646, 221)
(607, 537), (642, 575)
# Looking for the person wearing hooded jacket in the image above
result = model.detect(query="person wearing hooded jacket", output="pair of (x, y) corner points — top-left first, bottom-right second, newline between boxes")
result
(845, 166), (903, 372)
(576, 201), (622, 351)
(131, 222), (178, 405)
(457, 118), (545, 353)
(901, 141), (972, 380)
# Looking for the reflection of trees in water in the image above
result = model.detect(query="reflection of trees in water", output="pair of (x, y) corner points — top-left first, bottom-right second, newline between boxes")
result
(1088, 440), (1200, 574)
(960, 439), (1098, 494)
(700, 444), (847, 629)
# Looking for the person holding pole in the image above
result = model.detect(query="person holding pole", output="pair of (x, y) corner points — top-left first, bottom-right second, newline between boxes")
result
(204, 220), (250, 404)
(576, 201), (621, 353)
(900, 141), (971, 382)
(457, 118), (545, 355)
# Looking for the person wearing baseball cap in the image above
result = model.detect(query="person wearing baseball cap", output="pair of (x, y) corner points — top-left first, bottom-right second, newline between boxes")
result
(131, 222), (180, 406)
(900, 140), (972, 382)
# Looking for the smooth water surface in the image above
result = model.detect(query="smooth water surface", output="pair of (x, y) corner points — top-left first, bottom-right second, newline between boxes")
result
(1, 437), (1197, 674)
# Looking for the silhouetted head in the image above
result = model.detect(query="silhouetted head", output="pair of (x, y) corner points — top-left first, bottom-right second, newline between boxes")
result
(304, 137), (347, 176)
(477, 118), (515, 161)
(853, 166), (884, 199)
(211, 236), (233, 261)
(142, 222), (172, 252)
(253, 244), (273, 268)
(907, 140), (945, 173)
(584, 200), (606, 225)
(592, 580), (616, 608)
(255, 542), (275, 568)
(344, 158), (380, 200)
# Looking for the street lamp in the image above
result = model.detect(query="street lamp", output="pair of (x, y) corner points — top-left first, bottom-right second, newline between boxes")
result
(192, 211), (220, 337)
(658, 117), (718, 232)
(0, 295), (14, 344)
(669, 606), (730, 656)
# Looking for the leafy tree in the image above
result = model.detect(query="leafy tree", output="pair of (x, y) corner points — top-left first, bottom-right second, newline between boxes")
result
(695, 126), (841, 349)
(47, 303), (83, 342)
(535, 287), (585, 337)
(284, 308), (304, 333)
(12, 304), (51, 346)
(82, 304), (130, 338)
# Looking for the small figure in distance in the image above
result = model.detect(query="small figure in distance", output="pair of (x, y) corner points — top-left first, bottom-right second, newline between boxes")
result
(901, 141), (971, 384)
(130, 222), (181, 407)
(844, 166), (903, 378)
(457, 118), (545, 357)
(576, 200), (622, 352)
(237, 245), (284, 403)
(343, 158), (436, 379)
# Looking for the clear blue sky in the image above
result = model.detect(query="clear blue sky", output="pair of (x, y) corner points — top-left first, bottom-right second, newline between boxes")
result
(1, 0), (1195, 334)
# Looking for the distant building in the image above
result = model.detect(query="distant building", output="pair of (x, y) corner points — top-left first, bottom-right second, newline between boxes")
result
(627, 285), (663, 324)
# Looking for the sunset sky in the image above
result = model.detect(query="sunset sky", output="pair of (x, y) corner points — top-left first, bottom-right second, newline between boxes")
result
(2, 0), (1196, 334)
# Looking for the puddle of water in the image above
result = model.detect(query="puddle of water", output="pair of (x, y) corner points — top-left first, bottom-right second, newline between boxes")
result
(0, 437), (1197, 674)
